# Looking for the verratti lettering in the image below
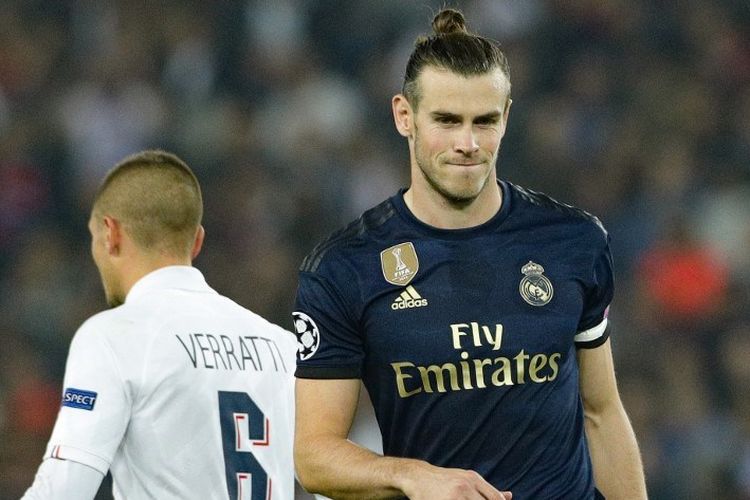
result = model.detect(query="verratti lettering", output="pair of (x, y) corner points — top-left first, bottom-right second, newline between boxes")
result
(174, 333), (289, 372)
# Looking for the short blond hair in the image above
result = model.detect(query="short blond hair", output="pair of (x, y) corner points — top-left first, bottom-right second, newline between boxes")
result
(92, 150), (203, 257)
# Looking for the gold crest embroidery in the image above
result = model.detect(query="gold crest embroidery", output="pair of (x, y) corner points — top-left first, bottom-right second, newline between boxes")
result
(519, 261), (554, 306)
(381, 242), (419, 286)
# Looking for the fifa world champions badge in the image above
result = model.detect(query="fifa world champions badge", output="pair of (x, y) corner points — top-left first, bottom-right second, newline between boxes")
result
(519, 261), (554, 306)
(381, 242), (419, 286)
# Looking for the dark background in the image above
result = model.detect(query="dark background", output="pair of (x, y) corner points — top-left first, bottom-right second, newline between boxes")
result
(1, 1), (749, 498)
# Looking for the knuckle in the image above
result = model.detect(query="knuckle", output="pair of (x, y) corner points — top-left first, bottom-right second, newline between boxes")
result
(449, 478), (472, 493)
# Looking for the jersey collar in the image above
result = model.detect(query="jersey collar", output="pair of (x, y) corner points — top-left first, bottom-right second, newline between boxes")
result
(391, 180), (512, 240)
(125, 266), (216, 303)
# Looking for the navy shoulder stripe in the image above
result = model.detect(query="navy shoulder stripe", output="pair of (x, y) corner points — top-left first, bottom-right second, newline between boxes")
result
(510, 183), (607, 236)
(301, 199), (397, 273)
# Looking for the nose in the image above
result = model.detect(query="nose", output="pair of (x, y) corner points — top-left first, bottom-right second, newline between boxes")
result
(454, 125), (479, 155)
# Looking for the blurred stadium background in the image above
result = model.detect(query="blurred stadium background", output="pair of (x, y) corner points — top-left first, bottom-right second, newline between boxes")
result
(1, 1), (749, 498)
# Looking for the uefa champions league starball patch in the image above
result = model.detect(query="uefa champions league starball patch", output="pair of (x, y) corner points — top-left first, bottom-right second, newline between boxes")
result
(292, 311), (320, 360)
(519, 261), (554, 306)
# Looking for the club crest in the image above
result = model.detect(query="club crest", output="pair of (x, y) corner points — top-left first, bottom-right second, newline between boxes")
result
(519, 261), (554, 306)
(381, 242), (419, 286)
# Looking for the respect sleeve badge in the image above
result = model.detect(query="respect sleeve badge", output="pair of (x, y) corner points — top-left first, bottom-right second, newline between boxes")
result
(62, 388), (98, 411)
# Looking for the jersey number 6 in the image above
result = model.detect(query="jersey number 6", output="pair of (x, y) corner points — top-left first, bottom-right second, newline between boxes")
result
(218, 391), (271, 500)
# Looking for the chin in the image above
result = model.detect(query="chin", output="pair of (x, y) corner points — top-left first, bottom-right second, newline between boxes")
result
(437, 186), (482, 204)
(445, 171), (494, 198)
(442, 179), (489, 203)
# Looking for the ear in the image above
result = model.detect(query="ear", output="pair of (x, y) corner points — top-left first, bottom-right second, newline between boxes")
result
(503, 98), (512, 121)
(102, 216), (122, 256)
(191, 225), (205, 260)
(392, 94), (414, 138)
(498, 97), (512, 137)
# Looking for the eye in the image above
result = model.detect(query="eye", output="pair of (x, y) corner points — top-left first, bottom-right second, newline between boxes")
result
(475, 117), (499, 127)
(433, 114), (460, 125)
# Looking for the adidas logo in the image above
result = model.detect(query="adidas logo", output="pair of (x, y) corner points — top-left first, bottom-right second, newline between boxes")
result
(391, 285), (429, 310)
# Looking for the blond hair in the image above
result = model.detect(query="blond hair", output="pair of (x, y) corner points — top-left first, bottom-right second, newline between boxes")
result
(92, 150), (203, 257)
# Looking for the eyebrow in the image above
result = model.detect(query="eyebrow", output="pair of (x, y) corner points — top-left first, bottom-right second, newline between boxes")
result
(430, 111), (502, 121)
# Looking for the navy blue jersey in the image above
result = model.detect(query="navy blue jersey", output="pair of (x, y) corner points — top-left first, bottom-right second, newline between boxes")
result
(293, 181), (613, 499)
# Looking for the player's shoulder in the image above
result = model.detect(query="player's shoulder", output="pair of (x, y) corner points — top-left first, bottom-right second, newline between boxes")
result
(78, 306), (134, 336)
(68, 306), (137, 356)
(508, 182), (608, 242)
(216, 293), (298, 348)
(239, 301), (297, 340)
(300, 197), (398, 274)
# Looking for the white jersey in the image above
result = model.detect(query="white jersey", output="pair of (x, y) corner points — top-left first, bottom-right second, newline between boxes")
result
(43, 266), (297, 500)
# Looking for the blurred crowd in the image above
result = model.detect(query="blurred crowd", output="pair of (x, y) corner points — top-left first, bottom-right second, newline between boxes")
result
(1, 1), (749, 498)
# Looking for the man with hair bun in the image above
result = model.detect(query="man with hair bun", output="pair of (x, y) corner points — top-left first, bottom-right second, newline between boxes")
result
(23, 150), (297, 499)
(293, 8), (646, 499)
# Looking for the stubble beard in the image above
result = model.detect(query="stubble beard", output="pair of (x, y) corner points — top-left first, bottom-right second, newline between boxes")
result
(414, 134), (494, 206)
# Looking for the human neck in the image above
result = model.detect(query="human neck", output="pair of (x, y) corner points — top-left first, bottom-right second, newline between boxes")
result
(118, 254), (192, 301)
(403, 181), (502, 230)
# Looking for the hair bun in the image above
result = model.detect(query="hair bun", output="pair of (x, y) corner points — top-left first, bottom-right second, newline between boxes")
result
(432, 8), (468, 35)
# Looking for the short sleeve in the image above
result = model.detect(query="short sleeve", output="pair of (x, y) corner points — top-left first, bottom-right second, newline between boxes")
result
(21, 456), (104, 500)
(44, 320), (131, 475)
(292, 271), (364, 379)
(575, 232), (614, 349)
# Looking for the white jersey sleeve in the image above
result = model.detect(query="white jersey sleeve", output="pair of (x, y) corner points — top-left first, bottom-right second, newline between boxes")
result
(44, 316), (130, 474)
(21, 458), (104, 500)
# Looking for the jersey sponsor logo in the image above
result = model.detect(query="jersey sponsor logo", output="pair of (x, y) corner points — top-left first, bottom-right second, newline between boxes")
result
(391, 285), (428, 310)
(381, 242), (419, 286)
(62, 388), (97, 411)
(292, 311), (320, 360)
(390, 322), (562, 398)
(519, 261), (554, 306)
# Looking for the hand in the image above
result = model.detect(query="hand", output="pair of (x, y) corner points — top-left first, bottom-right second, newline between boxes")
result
(400, 461), (512, 500)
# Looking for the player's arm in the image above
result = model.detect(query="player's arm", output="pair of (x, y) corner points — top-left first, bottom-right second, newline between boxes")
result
(294, 377), (511, 500)
(23, 317), (130, 499)
(21, 457), (104, 500)
(577, 338), (647, 499)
